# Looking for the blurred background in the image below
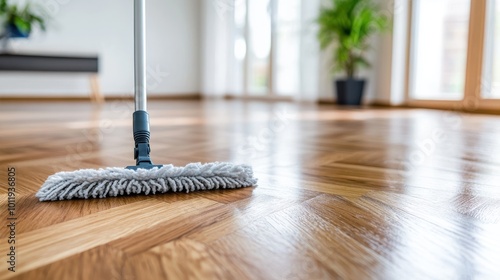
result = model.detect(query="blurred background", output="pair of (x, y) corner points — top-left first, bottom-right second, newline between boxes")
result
(0, 0), (499, 112)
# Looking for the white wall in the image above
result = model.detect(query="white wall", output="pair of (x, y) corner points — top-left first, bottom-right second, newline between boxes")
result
(0, 0), (201, 97)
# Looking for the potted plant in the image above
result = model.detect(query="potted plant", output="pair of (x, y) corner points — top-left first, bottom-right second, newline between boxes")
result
(0, 0), (47, 50)
(317, 0), (388, 105)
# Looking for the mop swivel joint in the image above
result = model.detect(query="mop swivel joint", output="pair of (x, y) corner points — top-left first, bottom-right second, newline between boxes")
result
(126, 111), (162, 170)
(134, 142), (152, 165)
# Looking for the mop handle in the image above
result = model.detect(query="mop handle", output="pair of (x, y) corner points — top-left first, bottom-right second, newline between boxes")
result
(129, 0), (156, 168)
(134, 0), (147, 112)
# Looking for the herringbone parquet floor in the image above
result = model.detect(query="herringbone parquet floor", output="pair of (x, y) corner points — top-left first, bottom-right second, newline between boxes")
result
(0, 99), (499, 279)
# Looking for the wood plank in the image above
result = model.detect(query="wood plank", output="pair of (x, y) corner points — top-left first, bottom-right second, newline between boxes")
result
(123, 238), (249, 280)
(107, 198), (225, 254)
(186, 194), (316, 244)
(11, 245), (125, 280)
(0, 198), (215, 278)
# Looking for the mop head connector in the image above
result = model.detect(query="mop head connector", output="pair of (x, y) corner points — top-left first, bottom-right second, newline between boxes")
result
(36, 162), (257, 201)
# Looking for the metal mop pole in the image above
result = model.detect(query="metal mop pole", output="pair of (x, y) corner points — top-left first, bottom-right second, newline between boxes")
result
(134, 0), (147, 112)
(127, 0), (161, 170)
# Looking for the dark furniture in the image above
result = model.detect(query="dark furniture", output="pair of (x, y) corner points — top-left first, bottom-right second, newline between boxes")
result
(0, 53), (103, 102)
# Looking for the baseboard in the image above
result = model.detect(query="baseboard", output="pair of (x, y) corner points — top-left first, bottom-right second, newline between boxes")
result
(223, 94), (293, 102)
(0, 93), (202, 102)
(318, 98), (382, 105)
(319, 99), (396, 107)
(371, 101), (500, 115)
(0, 96), (92, 102)
(148, 93), (201, 100)
(318, 98), (335, 104)
(370, 101), (408, 108)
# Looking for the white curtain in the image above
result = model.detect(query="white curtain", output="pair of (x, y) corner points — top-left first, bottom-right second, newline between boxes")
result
(297, 0), (321, 102)
(200, 0), (232, 97)
(200, 0), (321, 101)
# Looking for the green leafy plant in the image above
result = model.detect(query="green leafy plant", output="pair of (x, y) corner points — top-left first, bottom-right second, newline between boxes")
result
(317, 0), (389, 78)
(0, 0), (47, 36)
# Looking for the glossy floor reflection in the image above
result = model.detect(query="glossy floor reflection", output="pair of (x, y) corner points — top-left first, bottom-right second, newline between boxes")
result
(0, 99), (499, 279)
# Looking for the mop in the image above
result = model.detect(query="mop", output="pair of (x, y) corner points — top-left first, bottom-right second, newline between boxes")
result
(36, 0), (256, 201)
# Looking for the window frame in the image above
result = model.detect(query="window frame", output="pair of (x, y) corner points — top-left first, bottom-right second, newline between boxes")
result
(405, 0), (500, 112)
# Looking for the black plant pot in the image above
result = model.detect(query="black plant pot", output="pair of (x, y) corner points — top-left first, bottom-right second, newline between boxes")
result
(335, 79), (366, 106)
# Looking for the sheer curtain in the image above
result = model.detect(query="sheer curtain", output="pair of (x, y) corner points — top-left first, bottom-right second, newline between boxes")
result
(297, 0), (321, 101)
(200, 0), (232, 97)
(200, 0), (321, 101)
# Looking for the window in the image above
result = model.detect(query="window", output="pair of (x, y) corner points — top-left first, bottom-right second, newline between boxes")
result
(274, 0), (301, 96)
(410, 0), (471, 100)
(230, 0), (318, 98)
(483, 0), (500, 98)
(407, 0), (500, 111)
(247, 0), (272, 94)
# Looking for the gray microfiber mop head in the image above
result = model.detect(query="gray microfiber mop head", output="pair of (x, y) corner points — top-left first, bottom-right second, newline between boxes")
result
(36, 162), (257, 201)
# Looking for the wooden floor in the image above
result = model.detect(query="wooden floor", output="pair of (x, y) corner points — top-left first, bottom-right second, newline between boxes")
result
(1, 99), (500, 279)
